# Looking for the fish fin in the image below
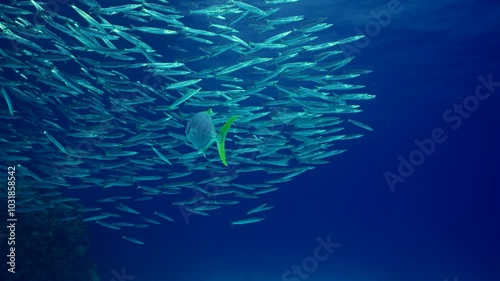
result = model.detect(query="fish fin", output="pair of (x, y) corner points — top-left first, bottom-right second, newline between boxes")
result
(216, 116), (238, 166)
(229, 220), (237, 228)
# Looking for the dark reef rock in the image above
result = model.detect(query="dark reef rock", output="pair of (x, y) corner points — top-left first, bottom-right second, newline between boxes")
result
(0, 204), (99, 281)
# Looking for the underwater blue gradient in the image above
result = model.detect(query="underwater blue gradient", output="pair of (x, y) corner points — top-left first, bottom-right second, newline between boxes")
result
(74, 1), (500, 281)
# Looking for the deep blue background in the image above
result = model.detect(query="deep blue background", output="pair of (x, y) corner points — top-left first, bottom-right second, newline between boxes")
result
(76, 1), (500, 281)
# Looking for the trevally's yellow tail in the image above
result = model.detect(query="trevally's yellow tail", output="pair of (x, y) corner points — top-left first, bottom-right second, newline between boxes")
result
(216, 116), (238, 166)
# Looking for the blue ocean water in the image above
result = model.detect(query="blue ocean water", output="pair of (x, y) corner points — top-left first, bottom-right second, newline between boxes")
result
(90, 1), (499, 281)
(0, 0), (498, 281)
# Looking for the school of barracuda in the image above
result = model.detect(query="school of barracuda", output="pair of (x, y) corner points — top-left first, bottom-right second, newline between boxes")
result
(0, 0), (375, 244)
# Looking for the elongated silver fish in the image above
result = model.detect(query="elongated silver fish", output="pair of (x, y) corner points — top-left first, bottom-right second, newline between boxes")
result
(0, 0), (374, 236)
(230, 217), (266, 226)
(122, 236), (144, 245)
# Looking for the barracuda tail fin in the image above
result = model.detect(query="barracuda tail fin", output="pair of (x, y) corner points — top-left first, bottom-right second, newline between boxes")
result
(216, 116), (238, 166)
